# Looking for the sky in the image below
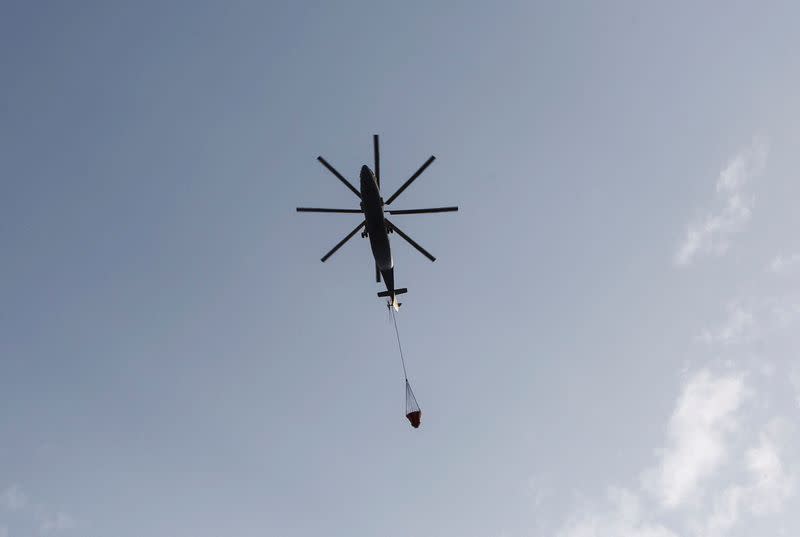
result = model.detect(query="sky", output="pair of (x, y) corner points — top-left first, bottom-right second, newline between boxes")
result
(2, 1), (800, 536)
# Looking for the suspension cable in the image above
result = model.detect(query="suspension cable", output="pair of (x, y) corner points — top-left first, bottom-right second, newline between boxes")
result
(390, 306), (408, 380)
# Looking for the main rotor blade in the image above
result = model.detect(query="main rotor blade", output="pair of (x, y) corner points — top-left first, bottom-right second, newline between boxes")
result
(297, 207), (363, 214)
(321, 221), (366, 262)
(385, 156), (436, 205)
(373, 134), (380, 190)
(317, 156), (362, 199)
(385, 219), (436, 262)
(386, 206), (458, 215)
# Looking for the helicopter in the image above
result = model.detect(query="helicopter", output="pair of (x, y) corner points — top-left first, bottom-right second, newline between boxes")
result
(297, 135), (458, 310)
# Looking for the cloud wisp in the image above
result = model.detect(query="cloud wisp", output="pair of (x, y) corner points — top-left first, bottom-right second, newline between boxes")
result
(642, 370), (746, 509)
(0, 485), (76, 536)
(699, 292), (800, 350)
(699, 301), (757, 346)
(674, 138), (768, 267)
(40, 512), (76, 534)
(556, 487), (678, 537)
(0, 486), (27, 512)
(699, 418), (795, 537)
(554, 368), (797, 537)
(768, 253), (800, 274)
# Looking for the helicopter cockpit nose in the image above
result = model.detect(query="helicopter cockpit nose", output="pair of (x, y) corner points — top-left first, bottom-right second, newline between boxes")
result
(360, 165), (372, 182)
(360, 166), (378, 191)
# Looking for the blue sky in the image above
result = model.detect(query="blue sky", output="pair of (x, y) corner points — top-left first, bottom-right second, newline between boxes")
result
(2, 2), (800, 536)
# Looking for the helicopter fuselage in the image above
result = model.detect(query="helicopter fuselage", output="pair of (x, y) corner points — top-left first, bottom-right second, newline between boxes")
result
(360, 165), (396, 293)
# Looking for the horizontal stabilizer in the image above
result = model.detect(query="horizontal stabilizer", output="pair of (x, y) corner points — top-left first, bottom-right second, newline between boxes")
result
(377, 288), (408, 298)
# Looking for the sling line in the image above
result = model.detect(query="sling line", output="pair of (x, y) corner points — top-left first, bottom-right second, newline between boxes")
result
(391, 307), (421, 428)
(390, 306), (408, 380)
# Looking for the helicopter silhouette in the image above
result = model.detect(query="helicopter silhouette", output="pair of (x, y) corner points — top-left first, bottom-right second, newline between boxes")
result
(297, 135), (458, 309)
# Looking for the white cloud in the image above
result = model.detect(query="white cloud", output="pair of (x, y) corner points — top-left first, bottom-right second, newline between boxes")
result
(0, 486), (77, 536)
(771, 301), (800, 327)
(553, 367), (799, 537)
(702, 484), (744, 537)
(700, 294), (800, 349)
(746, 419), (795, 514)
(0, 485), (28, 512)
(674, 137), (768, 266)
(699, 418), (795, 537)
(40, 511), (75, 534)
(769, 253), (800, 274)
(700, 301), (757, 345)
(556, 488), (678, 537)
(526, 476), (549, 509)
(790, 368), (800, 408)
(642, 370), (746, 509)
